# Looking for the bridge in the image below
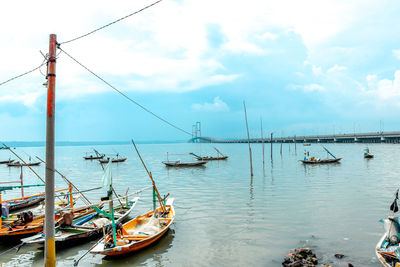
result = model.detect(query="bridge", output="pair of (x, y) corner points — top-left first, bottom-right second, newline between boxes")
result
(189, 131), (400, 144)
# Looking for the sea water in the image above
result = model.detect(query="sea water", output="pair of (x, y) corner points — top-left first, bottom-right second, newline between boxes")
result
(0, 142), (394, 266)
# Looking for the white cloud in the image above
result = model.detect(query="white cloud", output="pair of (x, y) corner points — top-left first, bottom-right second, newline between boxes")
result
(312, 66), (323, 76)
(303, 84), (324, 92)
(393, 49), (400, 60)
(0, 0), (387, 106)
(192, 96), (229, 112)
(327, 64), (347, 73)
(256, 32), (278, 40)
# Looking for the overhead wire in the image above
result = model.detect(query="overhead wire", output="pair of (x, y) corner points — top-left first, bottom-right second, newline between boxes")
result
(57, 46), (192, 136)
(59, 0), (163, 45)
(0, 60), (47, 87)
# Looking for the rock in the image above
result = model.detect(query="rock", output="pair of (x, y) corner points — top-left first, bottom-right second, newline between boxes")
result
(335, 254), (345, 259)
(348, 264), (354, 267)
(321, 264), (332, 267)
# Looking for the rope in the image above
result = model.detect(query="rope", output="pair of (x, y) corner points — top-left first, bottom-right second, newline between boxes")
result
(57, 46), (192, 136)
(59, 0), (163, 45)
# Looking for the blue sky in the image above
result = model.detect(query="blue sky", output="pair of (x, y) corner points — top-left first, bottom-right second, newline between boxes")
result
(1, 0), (400, 141)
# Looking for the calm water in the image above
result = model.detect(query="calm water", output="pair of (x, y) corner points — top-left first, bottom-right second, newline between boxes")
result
(0, 142), (397, 266)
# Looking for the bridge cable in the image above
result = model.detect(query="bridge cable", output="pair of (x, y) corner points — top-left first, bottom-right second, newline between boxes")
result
(59, 0), (163, 45)
(58, 46), (192, 136)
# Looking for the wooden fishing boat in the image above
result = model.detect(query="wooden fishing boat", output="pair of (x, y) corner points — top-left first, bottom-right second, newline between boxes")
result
(190, 153), (228, 161)
(376, 190), (400, 266)
(376, 231), (397, 267)
(99, 157), (127, 163)
(364, 148), (374, 158)
(300, 158), (342, 164)
(91, 198), (175, 256)
(0, 159), (14, 164)
(84, 155), (104, 160)
(7, 196), (45, 212)
(0, 204), (101, 241)
(7, 161), (41, 167)
(162, 160), (207, 167)
(23, 197), (139, 246)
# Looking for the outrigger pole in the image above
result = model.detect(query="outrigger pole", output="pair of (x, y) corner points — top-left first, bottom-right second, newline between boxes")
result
(131, 139), (166, 214)
(45, 33), (57, 267)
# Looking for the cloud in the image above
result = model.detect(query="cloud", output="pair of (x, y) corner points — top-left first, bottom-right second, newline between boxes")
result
(256, 32), (278, 40)
(327, 64), (347, 73)
(393, 49), (400, 60)
(191, 96), (229, 112)
(303, 84), (324, 92)
(368, 70), (400, 99)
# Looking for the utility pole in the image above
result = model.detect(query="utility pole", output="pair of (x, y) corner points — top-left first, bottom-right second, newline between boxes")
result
(45, 33), (57, 267)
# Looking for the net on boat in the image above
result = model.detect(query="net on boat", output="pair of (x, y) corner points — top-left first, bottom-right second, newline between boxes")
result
(127, 216), (162, 236)
(83, 218), (110, 228)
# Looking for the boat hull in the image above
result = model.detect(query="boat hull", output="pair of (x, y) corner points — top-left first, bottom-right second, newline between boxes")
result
(300, 158), (342, 164)
(91, 199), (175, 257)
(162, 161), (207, 167)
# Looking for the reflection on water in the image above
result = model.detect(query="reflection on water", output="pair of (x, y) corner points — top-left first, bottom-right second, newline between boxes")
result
(0, 143), (392, 266)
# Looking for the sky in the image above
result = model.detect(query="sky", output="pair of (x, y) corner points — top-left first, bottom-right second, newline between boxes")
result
(1, 0), (400, 142)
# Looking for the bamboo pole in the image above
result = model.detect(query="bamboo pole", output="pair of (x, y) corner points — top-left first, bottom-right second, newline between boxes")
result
(243, 101), (253, 177)
(131, 139), (166, 213)
(261, 118), (265, 166)
(270, 133), (273, 159)
(36, 156), (91, 205)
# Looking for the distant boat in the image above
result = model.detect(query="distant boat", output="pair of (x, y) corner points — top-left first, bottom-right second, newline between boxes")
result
(84, 149), (105, 160)
(190, 147), (228, 161)
(0, 159), (14, 164)
(303, 143), (311, 146)
(99, 157), (127, 163)
(7, 161), (41, 167)
(300, 146), (342, 164)
(300, 158), (342, 164)
(364, 148), (374, 159)
(84, 155), (104, 160)
(162, 160), (207, 167)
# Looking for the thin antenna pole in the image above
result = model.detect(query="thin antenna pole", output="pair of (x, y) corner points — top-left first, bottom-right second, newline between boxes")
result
(243, 101), (253, 177)
(45, 33), (57, 267)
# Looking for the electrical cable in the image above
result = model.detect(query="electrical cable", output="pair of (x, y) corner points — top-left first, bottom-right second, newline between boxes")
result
(58, 46), (192, 136)
(59, 0), (163, 45)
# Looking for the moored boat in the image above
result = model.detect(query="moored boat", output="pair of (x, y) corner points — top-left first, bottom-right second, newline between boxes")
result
(162, 160), (207, 167)
(300, 158), (342, 164)
(7, 161), (41, 167)
(376, 190), (400, 266)
(0, 159), (14, 164)
(23, 197), (140, 246)
(99, 157), (127, 163)
(90, 198), (175, 256)
(364, 148), (374, 158)
(300, 146), (342, 164)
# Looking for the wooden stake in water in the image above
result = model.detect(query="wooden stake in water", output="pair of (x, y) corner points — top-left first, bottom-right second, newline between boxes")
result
(243, 101), (253, 177)
(270, 133), (273, 159)
(260, 118), (265, 166)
